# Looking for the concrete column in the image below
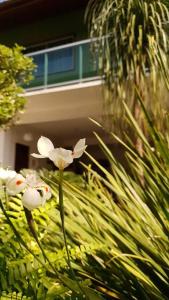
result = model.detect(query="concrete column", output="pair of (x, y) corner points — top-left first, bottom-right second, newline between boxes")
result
(0, 131), (6, 166)
(0, 130), (15, 169)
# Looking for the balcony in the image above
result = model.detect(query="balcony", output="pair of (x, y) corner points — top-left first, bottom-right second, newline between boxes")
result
(17, 38), (103, 157)
(26, 39), (100, 90)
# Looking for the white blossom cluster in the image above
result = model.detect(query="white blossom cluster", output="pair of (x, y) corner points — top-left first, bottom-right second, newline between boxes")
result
(0, 137), (86, 211)
(0, 168), (51, 211)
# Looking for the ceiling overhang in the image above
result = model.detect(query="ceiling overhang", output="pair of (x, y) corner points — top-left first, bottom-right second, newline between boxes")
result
(0, 0), (89, 29)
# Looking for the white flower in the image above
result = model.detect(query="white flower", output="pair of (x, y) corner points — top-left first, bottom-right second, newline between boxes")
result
(72, 138), (87, 159)
(6, 174), (26, 195)
(25, 173), (51, 198)
(22, 187), (49, 211)
(22, 181), (51, 211)
(25, 173), (41, 187)
(48, 148), (73, 170)
(31, 136), (54, 158)
(6, 172), (51, 211)
(0, 168), (16, 183)
(31, 136), (87, 170)
(40, 184), (51, 201)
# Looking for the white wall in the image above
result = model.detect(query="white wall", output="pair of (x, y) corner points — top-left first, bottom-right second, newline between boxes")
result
(0, 130), (15, 168)
(0, 128), (49, 170)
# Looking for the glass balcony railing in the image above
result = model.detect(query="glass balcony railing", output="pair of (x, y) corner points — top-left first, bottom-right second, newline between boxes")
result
(25, 39), (100, 90)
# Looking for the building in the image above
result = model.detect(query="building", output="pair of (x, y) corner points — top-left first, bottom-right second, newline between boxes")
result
(0, 0), (112, 171)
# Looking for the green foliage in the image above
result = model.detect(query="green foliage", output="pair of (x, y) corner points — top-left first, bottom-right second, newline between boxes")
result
(0, 181), (104, 299)
(0, 103), (169, 298)
(86, 0), (169, 132)
(163, 0), (169, 8)
(41, 103), (169, 299)
(0, 44), (34, 128)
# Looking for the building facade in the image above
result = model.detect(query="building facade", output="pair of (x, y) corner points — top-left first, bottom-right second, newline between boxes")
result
(0, 0), (106, 171)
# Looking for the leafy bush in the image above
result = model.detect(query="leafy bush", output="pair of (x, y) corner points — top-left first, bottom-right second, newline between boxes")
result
(0, 44), (34, 128)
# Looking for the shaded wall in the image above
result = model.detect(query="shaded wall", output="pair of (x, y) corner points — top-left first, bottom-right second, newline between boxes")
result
(0, 8), (87, 48)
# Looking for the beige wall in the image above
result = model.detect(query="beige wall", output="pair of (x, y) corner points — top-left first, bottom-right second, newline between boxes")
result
(0, 128), (48, 170)
(0, 81), (107, 171)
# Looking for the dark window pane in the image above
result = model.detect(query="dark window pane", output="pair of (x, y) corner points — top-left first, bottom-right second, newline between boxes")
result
(48, 48), (73, 74)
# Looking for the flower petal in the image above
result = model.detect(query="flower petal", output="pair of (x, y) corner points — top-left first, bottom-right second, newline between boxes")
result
(73, 138), (87, 159)
(0, 168), (16, 182)
(22, 188), (43, 211)
(6, 174), (26, 195)
(41, 185), (51, 201)
(37, 136), (54, 157)
(74, 139), (86, 151)
(49, 148), (73, 170)
(25, 173), (40, 187)
(31, 153), (46, 158)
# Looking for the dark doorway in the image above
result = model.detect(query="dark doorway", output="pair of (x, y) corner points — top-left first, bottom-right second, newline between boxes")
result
(15, 143), (29, 172)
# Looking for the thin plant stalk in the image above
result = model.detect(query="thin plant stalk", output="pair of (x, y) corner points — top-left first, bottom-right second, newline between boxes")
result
(2, 188), (59, 278)
(1, 186), (88, 296)
(24, 207), (58, 275)
(58, 170), (72, 270)
(58, 169), (86, 296)
(0, 196), (48, 272)
(1, 190), (74, 287)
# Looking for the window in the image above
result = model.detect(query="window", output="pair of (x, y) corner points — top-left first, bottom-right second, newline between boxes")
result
(48, 47), (73, 74)
(27, 36), (74, 77)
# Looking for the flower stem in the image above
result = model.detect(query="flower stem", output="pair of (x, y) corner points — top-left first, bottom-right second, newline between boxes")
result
(4, 186), (9, 209)
(24, 207), (57, 274)
(58, 170), (84, 295)
(23, 203), (84, 291)
(0, 197), (48, 272)
(58, 170), (72, 271)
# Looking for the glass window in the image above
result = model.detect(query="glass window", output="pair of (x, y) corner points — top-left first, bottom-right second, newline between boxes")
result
(33, 54), (44, 78)
(48, 47), (73, 74)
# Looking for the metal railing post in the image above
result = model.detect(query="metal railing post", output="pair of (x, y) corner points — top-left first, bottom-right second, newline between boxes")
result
(44, 52), (48, 88)
(79, 44), (83, 81)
